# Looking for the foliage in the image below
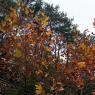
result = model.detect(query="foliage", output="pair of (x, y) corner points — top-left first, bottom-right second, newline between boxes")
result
(0, 0), (95, 95)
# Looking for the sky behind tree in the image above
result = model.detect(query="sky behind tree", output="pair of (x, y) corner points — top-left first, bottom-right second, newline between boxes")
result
(45, 0), (95, 33)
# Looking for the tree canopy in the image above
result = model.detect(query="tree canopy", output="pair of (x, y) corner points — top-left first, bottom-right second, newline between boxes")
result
(0, 0), (95, 95)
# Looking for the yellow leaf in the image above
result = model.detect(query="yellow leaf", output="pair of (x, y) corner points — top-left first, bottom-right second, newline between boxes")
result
(10, 8), (17, 16)
(2, 22), (6, 27)
(9, 8), (18, 25)
(17, 0), (20, 6)
(44, 16), (49, 22)
(45, 16), (49, 21)
(21, 2), (25, 8)
(40, 16), (49, 26)
(25, 7), (29, 15)
(35, 84), (43, 94)
(14, 49), (22, 58)
(43, 21), (48, 26)
(79, 43), (86, 50)
(35, 70), (43, 76)
(42, 16), (49, 26)
(45, 47), (51, 52)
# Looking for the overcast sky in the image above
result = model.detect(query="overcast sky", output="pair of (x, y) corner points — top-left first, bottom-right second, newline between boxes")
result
(45, 0), (95, 33)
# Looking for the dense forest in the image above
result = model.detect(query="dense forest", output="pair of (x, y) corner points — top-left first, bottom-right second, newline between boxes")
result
(0, 0), (95, 95)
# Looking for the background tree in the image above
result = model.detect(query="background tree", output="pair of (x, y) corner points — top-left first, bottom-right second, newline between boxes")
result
(0, 0), (15, 22)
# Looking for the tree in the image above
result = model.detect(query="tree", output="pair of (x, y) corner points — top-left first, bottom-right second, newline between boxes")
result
(0, 0), (52, 93)
(0, 0), (15, 23)
(44, 3), (78, 64)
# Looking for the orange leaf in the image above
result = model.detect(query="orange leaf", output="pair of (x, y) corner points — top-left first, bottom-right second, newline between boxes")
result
(16, 43), (21, 47)
(46, 31), (52, 36)
(26, 23), (32, 30)
(77, 62), (86, 69)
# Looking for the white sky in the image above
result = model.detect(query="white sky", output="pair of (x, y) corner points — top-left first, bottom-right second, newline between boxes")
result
(45, 0), (95, 33)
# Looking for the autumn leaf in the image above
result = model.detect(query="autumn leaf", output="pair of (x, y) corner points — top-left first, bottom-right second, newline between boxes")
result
(92, 44), (95, 51)
(14, 48), (22, 58)
(77, 62), (86, 69)
(17, 0), (20, 6)
(25, 7), (29, 15)
(9, 8), (18, 25)
(42, 16), (49, 26)
(35, 84), (43, 95)
(79, 42), (86, 50)
(45, 47), (52, 52)
(78, 78), (84, 87)
(46, 31), (52, 36)
(36, 70), (43, 76)
(16, 43), (21, 47)
(26, 23), (32, 30)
